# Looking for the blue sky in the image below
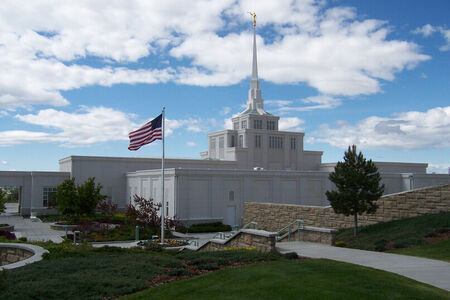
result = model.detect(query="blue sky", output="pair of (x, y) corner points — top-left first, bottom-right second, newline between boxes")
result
(0, 0), (449, 173)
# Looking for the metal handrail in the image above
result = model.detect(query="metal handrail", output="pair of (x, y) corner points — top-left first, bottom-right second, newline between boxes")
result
(211, 222), (258, 240)
(242, 221), (258, 230)
(276, 219), (304, 242)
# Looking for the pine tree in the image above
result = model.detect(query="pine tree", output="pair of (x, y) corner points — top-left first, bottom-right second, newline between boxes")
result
(326, 145), (385, 236)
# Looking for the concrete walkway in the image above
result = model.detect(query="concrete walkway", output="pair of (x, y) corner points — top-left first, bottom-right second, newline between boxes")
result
(1, 203), (65, 243)
(277, 241), (450, 291)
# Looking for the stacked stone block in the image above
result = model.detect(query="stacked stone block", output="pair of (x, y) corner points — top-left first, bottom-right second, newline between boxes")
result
(0, 247), (33, 266)
(244, 183), (450, 231)
(199, 229), (277, 253)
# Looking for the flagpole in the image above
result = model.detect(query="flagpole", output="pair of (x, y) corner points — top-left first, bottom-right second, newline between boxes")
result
(161, 106), (165, 244)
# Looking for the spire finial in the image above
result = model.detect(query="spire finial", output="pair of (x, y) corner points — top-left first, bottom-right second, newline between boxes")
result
(248, 12), (256, 27)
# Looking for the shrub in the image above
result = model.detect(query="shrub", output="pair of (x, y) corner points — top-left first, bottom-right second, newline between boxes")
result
(283, 252), (299, 260)
(424, 231), (437, 238)
(0, 230), (16, 240)
(197, 263), (219, 271)
(97, 200), (118, 216)
(18, 237), (27, 242)
(126, 195), (181, 229)
(168, 268), (192, 277)
(0, 188), (6, 213)
(188, 222), (232, 233)
(217, 259), (231, 266)
(374, 239), (387, 251)
(335, 241), (347, 247)
(392, 241), (406, 249)
(56, 177), (106, 216)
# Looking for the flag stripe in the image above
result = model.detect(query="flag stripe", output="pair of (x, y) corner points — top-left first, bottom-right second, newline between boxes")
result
(128, 114), (162, 151)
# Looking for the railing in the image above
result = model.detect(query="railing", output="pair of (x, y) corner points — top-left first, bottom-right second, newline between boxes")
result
(212, 231), (235, 240)
(242, 222), (258, 230)
(211, 222), (259, 241)
(276, 219), (304, 242)
(187, 239), (199, 247)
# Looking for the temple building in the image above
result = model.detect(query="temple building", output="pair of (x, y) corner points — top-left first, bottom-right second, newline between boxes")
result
(1, 19), (449, 225)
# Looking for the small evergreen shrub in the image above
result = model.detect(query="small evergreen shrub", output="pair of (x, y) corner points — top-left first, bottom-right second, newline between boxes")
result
(374, 239), (387, 251)
(283, 252), (299, 260)
(197, 263), (219, 271)
(335, 241), (346, 247)
(18, 237), (27, 242)
(188, 222), (232, 233)
(217, 259), (231, 266)
(168, 268), (192, 276)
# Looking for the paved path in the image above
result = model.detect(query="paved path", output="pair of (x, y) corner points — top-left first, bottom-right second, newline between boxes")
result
(1, 203), (65, 243)
(277, 241), (450, 291)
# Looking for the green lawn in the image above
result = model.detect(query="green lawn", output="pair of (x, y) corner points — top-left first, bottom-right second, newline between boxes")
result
(335, 212), (449, 259)
(2, 241), (449, 300)
(0, 245), (279, 300)
(388, 239), (450, 262)
(121, 259), (449, 300)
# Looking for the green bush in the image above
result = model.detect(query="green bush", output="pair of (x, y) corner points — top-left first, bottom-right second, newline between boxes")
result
(374, 239), (387, 251)
(56, 177), (106, 216)
(168, 268), (192, 276)
(283, 252), (299, 260)
(217, 259), (231, 266)
(197, 263), (219, 271)
(335, 241), (347, 247)
(0, 188), (6, 213)
(188, 222), (232, 233)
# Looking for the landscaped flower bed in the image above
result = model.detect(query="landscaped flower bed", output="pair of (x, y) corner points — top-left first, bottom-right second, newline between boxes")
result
(0, 224), (14, 232)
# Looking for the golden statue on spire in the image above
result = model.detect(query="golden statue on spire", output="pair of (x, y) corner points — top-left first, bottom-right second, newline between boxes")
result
(248, 12), (256, 27)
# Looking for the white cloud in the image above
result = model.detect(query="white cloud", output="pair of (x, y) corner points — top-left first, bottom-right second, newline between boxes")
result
(412, 24), (437, 37)
(265, 100), (293, 107)
(1, 161), (7, 165)
(9, 106), (138, 147)
(278, 95), (342, 112)
(0, 107), (214, 147)
(0, 1), (430, 110)
(186, 141), (196, 147)
(309, 106), (450, 150)
(220, 107), (232, 115)
(439, 28), (450, 51)
(427, 163), (450, 174)
(412, 24), (450, 51)
(279, 117), (305, 132)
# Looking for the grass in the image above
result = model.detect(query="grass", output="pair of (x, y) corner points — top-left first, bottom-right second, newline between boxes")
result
(335, 212), (449, 257)
(177, 222), (232, 233)
(0, 243), (279, 300)
(121, 259), (450, 300)
(388, 239), (450, 262)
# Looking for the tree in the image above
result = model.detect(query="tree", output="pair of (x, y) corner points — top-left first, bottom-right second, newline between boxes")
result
(126, 195), (181, 229)
(326, 145), (385, 236)
(56, 178), (77, 215)
(76, 177), (106, 215)
(56, 177), (106, 216)
(0, 188), (6, 213)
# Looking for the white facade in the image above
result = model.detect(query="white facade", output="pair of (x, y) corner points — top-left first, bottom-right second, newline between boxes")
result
(1, 22), (449, 221)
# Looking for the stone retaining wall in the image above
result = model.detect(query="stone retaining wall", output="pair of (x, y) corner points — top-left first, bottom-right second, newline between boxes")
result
(244, 183), (450, 231)
(0, 246), (33, 266)
(198, 229), (277, 253)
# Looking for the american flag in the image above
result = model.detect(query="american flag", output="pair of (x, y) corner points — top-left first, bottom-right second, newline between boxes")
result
(128, 114), (162, 151)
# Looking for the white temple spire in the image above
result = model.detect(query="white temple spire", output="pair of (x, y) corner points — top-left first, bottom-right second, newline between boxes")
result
(251, 20), (258, 81)
(241, 12), (267, 115)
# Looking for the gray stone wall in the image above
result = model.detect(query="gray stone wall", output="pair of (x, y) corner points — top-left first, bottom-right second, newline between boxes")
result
(244, 183), (450, 231)
(198, 230), (277, 253)
(0, 247), (33, 266)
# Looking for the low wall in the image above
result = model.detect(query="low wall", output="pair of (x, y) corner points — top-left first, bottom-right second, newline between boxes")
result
(1, 246), (33, 266)
(0, 243), (49, 270)
(198, 229), (277, 253)
(244, 183), (450, 231)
